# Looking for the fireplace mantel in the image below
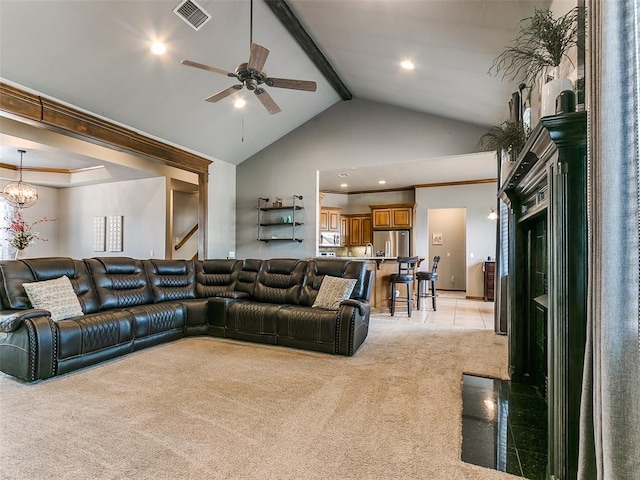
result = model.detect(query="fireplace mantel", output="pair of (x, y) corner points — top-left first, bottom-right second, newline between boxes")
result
(498, 111), (587, 480)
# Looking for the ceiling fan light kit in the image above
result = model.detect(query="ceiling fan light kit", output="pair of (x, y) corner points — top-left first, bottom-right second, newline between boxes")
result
(2, 150), (38, 209)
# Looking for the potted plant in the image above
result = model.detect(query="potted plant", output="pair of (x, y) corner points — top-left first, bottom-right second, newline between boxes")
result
(479, 120), (530, 161)
(2, 209), (56, 259)
(489, 8), (581, 116)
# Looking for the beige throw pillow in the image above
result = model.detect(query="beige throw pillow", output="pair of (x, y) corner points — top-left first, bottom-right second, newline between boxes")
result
(312, 276), (357, 310)
(22, 275), (84, 321)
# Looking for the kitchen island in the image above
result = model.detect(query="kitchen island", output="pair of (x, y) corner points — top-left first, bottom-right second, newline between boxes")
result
(317, 256), (425, 312)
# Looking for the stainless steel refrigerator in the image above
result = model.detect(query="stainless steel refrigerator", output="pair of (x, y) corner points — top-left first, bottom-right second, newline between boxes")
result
(372, 230), (410, 257)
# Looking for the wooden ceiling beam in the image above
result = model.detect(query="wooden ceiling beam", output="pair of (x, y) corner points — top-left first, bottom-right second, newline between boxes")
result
(264, 0), (352, 101)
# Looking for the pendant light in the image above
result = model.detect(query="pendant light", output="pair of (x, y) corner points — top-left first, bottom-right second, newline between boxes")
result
(2, 150), (38, 208)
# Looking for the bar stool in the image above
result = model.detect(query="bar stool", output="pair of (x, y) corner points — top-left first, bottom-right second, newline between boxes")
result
(389, 256), (419, 317)
(417, 256), (440, 311)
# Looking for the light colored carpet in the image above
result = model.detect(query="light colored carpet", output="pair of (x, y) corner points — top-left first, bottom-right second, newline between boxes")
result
(0, 317), (519, 480)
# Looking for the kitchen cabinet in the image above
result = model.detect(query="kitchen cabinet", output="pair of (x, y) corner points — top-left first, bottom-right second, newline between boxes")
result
(370, 203), (416, 229)
(340, 216), (348, 245)
(320, 207), (341, 232)
(343, 214), (371, 246)
(257, 195), (304, 242)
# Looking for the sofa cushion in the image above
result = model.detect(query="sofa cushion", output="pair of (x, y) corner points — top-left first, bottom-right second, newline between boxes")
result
(195, 259), (240, 298)
(22, 276), (84, 321)
(126, 303), (186, 339)
(300, 259), (368, 307)
(85, 257), (153, 310)
(0, 257), (100, 313)
(231, 259), (262, 296)
(56, 309), (134, 360)
(312, 276), (357, 310)
(225, 300), (279, 344)
(277, 305), (338, 353)
(144, 259), (196, 302)
(252, 259), (307, 304)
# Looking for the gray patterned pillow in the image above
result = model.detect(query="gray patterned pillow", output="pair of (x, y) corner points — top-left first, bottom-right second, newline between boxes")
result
(22, 275), (84, 321)
(312, 276), (357, 310)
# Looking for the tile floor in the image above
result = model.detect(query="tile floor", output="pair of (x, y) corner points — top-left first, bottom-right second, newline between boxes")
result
(372, 290), (494, 330)
(461, 374), (548, 480)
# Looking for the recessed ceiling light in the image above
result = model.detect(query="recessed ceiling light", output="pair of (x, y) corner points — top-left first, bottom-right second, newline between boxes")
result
(234, 98), (246, 109)
(340, 183), (348, 188)
(151, 41), (167, 55)
(400, 60), (415, 70)
(378, 180), (387, 185)
(338, 173), (350, 178)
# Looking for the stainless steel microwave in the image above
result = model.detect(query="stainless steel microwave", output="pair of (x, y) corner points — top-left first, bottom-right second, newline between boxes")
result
(319, 232), (341, 246)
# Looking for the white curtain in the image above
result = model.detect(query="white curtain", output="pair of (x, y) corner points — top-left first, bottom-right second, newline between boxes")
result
(579, 0), (640, 478)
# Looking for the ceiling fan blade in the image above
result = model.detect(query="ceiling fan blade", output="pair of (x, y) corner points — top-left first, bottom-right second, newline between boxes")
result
(248, 43), (269, 72)
(181, 60), (235, 77)
(254, 88), (281, 114)
(265, 77), (317, 92)
(205, 85), (243, 103)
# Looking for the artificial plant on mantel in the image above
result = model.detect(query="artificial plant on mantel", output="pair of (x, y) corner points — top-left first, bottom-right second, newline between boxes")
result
(479, 120), (530, 162)
(489, 7), (582, 117)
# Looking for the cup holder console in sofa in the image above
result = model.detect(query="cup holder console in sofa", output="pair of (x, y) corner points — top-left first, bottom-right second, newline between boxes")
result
(0, 257), (373, 382)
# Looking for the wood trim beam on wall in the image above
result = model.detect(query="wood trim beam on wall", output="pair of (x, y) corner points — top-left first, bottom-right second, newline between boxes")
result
(264, 0), (352, 101)
(0, 82), (211, 175)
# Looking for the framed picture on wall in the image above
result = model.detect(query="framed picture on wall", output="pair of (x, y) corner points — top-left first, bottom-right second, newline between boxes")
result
(432, 233), (443, 245)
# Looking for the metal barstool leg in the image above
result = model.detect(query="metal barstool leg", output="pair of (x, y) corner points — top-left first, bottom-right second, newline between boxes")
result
(407, 283), (412, 317)
(431, 280), (437, 311)
(390, 282), (396, 316)
(417, 279), (422, 310)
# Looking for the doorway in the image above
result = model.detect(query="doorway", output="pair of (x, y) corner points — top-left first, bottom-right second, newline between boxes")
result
(427, 208), (466, 291)
(171, 181), (199, 260)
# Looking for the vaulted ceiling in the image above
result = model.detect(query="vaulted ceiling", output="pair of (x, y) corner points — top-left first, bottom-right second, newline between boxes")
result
(0, 0), (557, 187)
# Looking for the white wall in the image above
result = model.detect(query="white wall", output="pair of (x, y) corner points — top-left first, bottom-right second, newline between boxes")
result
(428, 208), (467, 291)
(415, 182), (497, 298)
(58, 177), (166, 259)
(208, 159), (236, 259)
(236, 98), (489, 259)
(0, 183), (62, 259)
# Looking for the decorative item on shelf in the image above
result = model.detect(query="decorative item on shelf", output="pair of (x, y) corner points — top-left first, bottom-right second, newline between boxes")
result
(479, 120), (530, 161)
(575, 77), (585, 112)
(2, 150), (39, 209)
(272, 197), (283, 208)
(556, 89), (576, 115)
(2, 209), (56, 259)
(542, 66), (574, 117)
(487, 207), (498, 220)
(489, 8), (581, 117)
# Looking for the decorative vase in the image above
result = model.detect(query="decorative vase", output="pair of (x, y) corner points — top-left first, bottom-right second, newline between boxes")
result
(14, 249), (23, 260)
(541, 66), (573, 117)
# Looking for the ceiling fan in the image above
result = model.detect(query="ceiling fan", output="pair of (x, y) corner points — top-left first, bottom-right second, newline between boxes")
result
(181, 1), (317, 114)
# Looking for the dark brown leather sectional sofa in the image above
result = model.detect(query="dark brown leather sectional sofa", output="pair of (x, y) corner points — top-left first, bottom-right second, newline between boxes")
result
(0, 257), (373, 382)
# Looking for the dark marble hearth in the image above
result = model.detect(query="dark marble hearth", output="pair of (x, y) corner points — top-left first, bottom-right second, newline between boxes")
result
(461, 374), (548, 479)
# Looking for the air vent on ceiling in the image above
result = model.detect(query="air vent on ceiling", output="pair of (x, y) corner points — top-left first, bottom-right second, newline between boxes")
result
(173, 0), (211, 31)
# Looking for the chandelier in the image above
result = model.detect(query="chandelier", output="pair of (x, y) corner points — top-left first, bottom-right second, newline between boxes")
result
(2, 150), (38, 208)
